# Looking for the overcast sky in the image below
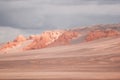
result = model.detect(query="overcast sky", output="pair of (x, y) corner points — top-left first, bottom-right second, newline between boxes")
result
(0, 0), (120, 42)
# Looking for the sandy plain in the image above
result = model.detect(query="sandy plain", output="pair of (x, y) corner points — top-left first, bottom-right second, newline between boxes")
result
(0, 37), (120, 80)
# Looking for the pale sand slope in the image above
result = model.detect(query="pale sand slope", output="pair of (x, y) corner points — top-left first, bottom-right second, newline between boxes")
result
(0, 37), (120, 79)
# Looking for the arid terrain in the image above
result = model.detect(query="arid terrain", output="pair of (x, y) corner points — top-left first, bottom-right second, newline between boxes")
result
(0, 24), (120, 80)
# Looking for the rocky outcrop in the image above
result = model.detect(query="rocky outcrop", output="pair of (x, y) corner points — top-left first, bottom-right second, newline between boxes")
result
(14, 35), (26, 42)
(0, 35), (26, 51)
(1, 24), (119, 52)
(23, 30), (64, 50)
(23, 30), (79, 50)
(49, 31), (80, 46)
(86, 30), (120, 41)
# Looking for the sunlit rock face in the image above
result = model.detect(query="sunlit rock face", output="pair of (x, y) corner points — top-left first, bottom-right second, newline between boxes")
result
(14, 35), (26, 42)
(0, 24), (120, 52)
(41, 30), (65, 45)
(0, 29), (119, 52)
(49, 31), (80, 46)
(0, 35), (26, 51)
(23, 30), (80, 50)
(1, 30), (78, 51)
(86, 30), (120, 41)
(23, 30), (65, 50)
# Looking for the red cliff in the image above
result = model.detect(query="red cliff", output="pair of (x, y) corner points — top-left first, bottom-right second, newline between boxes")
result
(86, 30), (120, 41)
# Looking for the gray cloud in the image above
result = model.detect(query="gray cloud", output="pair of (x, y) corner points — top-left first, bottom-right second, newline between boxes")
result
(1, 0), (120, 5)
(0, 0), (120, 42)
(0, 0), (120, 28)
(0, 26), (45, 43)
(0, 26), (25, 43)
(47, 0), (120, 5)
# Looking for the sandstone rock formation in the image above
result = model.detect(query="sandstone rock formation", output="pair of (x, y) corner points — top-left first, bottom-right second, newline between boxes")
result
(23, 30), (79, 50)
(0, 35), (26, 51)
(14, 35), (26, 42)
(0, 24), (120, 52)
(23, 30), (65, 50)
(86, 30), (120, 41)
(49, 31), (80, 46)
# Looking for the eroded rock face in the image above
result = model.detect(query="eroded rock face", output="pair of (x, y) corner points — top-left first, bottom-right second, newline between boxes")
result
(23, 30), (80, 50)
(0, 35), (26, 51)
(0, 30), (68, 51)
(1, 28), (119, 52)
(14, 35), (26, 42)
(86, 30), (120, 41)
(49, 31), (80, 46)
(0, 29), (81, 52)
(28, 35), (40, 40)
(23, 30), (65, 50)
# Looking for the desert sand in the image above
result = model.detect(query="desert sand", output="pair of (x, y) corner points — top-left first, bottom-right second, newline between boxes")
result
(0, 36), (120, 79)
